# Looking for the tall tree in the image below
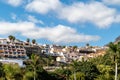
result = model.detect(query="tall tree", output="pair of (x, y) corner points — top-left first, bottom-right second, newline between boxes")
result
(86, 43), (90, 47)
(8, 35), (15, 42)
(26, 38), (30, 43)
(108, 42), (120, 80)
(8, 35), (13, 40)
(26, 54), (42, 80)
(32, 39), (36, 44)
(31, 54), (39, 80)
(13, 36), (16, 42)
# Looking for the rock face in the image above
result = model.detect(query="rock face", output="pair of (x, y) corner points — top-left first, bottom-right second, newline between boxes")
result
(115, 36), (120, 43)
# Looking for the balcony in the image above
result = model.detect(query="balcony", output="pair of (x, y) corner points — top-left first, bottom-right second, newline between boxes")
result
(0, 50), (4, 53)
(13, 52), (17, 54)
(5, 52), (8, 54)
(4, 55), (8, 57)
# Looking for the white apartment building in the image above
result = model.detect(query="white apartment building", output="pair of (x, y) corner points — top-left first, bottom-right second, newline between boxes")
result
(0, 39), (27, 58)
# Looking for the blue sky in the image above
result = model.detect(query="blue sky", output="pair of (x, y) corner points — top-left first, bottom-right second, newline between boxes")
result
(0, 0), (120, 46)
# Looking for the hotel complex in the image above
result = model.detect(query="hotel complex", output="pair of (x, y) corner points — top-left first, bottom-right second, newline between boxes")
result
(0, 39), (27, 58)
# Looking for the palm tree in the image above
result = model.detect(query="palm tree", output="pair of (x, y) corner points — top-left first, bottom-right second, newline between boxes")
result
(32, 39), (36, 44)
(31, 54), (38, 80)
(8, 35), (15, 42)
(86, 43), (90, 47)
(108, 42), (120, 80)
(27, 54), (42, 80)
(26, 38), (30, 46)
(13, 36), (16, 42)
(26, 38), (30, 43)
(8, 35), (13, 41)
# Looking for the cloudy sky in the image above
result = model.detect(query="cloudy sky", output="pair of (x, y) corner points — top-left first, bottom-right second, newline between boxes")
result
(0, 0), (120, 46)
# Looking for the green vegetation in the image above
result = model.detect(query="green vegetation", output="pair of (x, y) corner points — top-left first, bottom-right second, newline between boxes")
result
(0, 42), (120, 80)
(70, 72), (85, 80)
(26, 38), (30, 43)
(32, 39), (36, 44)
(8, 35), (16, 42)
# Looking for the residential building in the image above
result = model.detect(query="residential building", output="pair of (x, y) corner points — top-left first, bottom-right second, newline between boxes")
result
(0, 39), (27, 58)
(24, 45), (41, 57)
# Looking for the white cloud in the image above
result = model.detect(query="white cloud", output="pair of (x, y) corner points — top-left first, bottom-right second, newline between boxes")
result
(115, 15), (120, 23)
(26, 0), (62, 14)
(27, 15), (44, 24)
(0, 21), (100, 43)
(58, 2), (117, 28)
(0, 21), (35, 35)
(103, 0), (120, 5)
(6, 0), (23, 7)
(25, 0), (120, 28)
(23, 25), (100, 43)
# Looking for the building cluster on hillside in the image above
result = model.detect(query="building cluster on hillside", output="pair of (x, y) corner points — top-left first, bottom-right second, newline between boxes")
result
(0, 37), (108, 65)
(41, 44), (107, 63)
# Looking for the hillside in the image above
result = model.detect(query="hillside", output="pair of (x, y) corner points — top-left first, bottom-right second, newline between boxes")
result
(115, 35), (120, 43)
